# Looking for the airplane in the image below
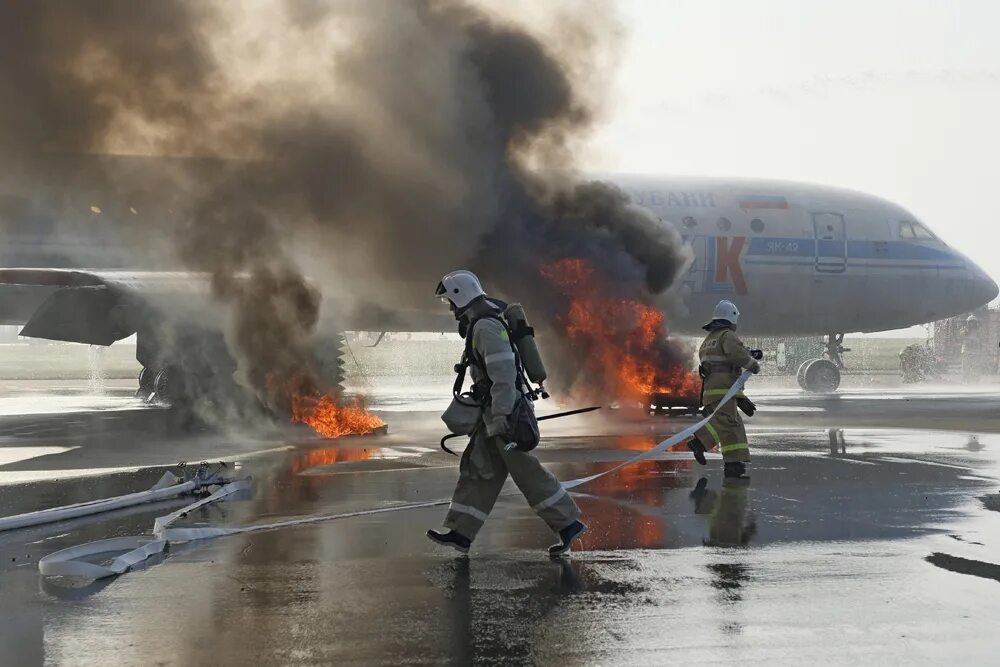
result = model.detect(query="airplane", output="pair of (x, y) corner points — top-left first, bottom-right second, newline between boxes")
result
(615, 174), (998, 391)
(0, 154), (994, 408)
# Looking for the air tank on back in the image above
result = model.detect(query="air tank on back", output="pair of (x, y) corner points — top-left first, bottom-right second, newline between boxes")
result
(503, 303), (548, 391)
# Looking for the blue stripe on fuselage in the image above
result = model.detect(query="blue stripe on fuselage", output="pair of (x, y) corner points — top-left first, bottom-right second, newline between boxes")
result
(742, 237), (963, 262)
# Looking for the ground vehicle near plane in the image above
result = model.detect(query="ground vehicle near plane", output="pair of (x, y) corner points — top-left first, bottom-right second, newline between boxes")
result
(0, 156), (994, 404)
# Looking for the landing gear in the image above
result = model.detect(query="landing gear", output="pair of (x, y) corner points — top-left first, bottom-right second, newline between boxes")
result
(135, 366), (156, 401)
(149, 365), (187, 407)
(135, 325), (240, 417)
(132, 322), (349, 425)
(796, 332), (846, 393)
(824, 333), (849, 370)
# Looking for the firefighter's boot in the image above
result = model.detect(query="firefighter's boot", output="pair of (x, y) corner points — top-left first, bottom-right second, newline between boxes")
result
(724, 461), (748, 479)
(427, 529), (472, 554)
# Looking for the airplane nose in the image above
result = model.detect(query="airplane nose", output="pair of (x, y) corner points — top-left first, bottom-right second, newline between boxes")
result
(968, 262), (998, 308)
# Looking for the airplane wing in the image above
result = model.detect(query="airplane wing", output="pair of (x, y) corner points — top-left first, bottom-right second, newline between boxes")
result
(0, 268), (453, 346)
(0, 269), (213, 345)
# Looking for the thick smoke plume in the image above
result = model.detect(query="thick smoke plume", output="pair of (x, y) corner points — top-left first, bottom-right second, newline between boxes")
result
(0, 1), (693, 407)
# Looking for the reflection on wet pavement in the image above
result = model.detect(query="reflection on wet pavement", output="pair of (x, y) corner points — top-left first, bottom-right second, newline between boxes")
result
(1, 387), (1000, 664)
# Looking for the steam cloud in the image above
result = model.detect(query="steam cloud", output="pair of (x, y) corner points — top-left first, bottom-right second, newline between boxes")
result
(0, 0), (692, 408)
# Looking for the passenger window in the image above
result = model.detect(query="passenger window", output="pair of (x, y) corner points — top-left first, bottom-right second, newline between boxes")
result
(750, 218), (765, 233)
(682, 216), (697, 229)
(717, 217), (732, 231)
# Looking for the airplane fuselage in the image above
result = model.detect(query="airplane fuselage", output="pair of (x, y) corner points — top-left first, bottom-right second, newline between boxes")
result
(0, 165), (995, 336)
(614, 175), (997, 335)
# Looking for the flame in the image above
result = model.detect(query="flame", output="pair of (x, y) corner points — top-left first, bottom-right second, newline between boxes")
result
(542, 258), (700, 403)
(273, 374), (385, 439)
(291, 391), (385, 438)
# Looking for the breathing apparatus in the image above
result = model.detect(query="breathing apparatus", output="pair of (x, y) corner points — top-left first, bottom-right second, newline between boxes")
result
(452, 300), (548, 404)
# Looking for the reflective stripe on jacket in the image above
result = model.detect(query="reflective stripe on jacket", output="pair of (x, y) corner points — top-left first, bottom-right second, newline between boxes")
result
(469, 318), (518, 421)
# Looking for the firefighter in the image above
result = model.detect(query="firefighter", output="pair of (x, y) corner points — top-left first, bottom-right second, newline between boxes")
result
(686, 300), (760, 478)
(427, 270), (586, 557)
(899, 343), (924, 383)
(962, 315), (983, 384)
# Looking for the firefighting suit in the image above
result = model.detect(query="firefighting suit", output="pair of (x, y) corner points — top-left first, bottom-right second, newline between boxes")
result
(443, 300), (581, 541)
(692, 325), (758, 464)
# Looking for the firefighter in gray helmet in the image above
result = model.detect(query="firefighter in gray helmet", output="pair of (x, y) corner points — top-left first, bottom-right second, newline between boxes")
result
(686, 300), (761, 479)
(427, 270), (586, 556)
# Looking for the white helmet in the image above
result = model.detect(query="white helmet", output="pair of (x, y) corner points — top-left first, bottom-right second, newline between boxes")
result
(435, 270), (486, 309)
(711, 300), (740, 325)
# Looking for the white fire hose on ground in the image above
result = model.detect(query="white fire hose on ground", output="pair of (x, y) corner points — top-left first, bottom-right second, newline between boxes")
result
(0, 467), (230, 533)
(37, 479), (252, 578)
(34, 372), (752, 582)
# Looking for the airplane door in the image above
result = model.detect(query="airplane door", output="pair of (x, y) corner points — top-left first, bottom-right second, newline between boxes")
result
(812, 212), (846, 273)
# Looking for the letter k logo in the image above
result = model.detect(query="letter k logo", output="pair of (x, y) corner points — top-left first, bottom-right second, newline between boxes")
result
(715, 237), (747, 294)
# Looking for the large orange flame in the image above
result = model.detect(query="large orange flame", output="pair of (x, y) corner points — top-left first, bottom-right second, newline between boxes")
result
(542, 257), (700, 403)
(290, 391), (385, 439)
(274, 374), (385, 439)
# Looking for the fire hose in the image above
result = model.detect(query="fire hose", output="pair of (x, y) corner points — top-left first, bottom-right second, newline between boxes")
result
(35, 373), (751, 582)
(0, 467), (229, 533)
(562, 370), (752, 489)
(37, 479), (252, 578)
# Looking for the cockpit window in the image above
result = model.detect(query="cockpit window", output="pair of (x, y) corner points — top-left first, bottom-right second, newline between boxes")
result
(899, 220), (936, 240)
(912, 222), (936, 239)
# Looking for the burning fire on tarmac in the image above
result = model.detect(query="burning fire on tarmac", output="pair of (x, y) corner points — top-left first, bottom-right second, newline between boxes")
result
(542, 258), (700, 404)
(275, 375), (385, 439)
(291, 391), (385, 439)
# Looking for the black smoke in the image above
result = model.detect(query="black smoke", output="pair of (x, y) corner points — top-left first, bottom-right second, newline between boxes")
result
(0, 0), (692, 408)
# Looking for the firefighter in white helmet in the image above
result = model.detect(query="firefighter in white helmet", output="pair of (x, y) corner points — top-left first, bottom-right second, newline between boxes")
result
(686, 300), (761, 478)
(427, 270), (586, 556)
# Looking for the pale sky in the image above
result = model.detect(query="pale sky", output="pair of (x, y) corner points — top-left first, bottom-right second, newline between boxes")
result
(585, 0), (1000, 338)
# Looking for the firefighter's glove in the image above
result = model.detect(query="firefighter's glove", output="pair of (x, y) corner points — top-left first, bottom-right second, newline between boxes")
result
(485, 414), (510, 439)
(748, 359), (761, 374)
(750, 349), (764, 361)
(736, 396), (757, 417)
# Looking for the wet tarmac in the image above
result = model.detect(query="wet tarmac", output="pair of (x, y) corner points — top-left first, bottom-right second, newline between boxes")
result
(1, 379), (999, 665)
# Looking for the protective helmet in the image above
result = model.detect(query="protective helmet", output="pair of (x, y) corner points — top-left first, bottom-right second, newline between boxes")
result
(711, 300), (740, 325)
(435, 270), (486, 309)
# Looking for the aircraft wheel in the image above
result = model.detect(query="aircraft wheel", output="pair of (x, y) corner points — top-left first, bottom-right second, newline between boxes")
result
(799, 358), (841, 393)
(135, 367), (156, 399)
(796, 359), (814, 390)
(153, 366), (187, 406)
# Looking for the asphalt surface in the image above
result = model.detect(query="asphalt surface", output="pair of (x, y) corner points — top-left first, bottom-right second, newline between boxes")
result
(1, 378), (999, 666)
